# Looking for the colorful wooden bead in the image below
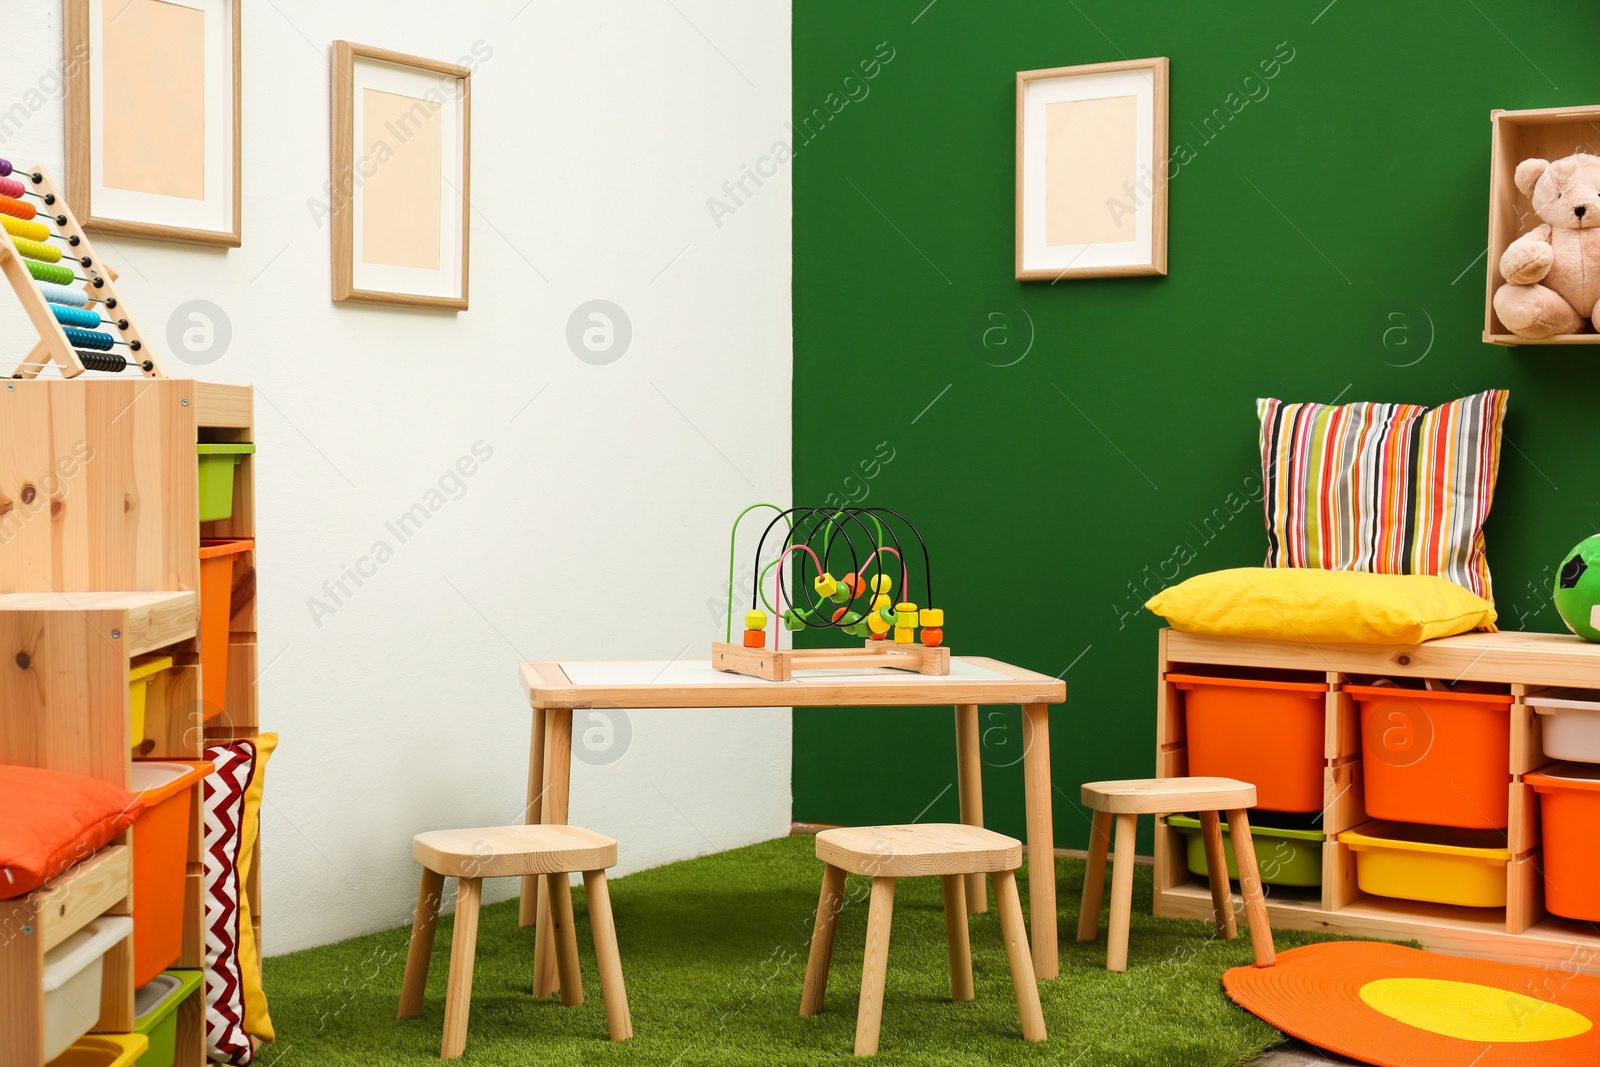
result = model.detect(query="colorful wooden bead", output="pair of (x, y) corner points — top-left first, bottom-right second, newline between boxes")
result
(878, 604), (898, 626)
(868, 629), (888, 641)
(742, 629), (765, 648)
(871, 593), (891, 613)
(841, 572), (867, 598)
(813, 572), (839, 597)
(919, 608), (943, 628)
(783, 609), (807, 631)
(893, 625), (914, 644)
(869, 573), (894, 595)
(867, 611), (890, 635)
(920, 626), (943, 647)
(745, 609), (767, 631)
(895, 601), (917, 617)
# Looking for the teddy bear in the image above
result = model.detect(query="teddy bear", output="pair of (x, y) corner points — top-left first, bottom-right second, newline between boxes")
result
(1492, 152), (1600, 338)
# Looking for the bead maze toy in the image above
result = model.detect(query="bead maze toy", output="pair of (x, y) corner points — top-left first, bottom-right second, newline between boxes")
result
(0, 160), (162, 379)
(713, 505), (949, 681)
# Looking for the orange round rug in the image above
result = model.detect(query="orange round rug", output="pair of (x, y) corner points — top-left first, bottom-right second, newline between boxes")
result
(1223, 942), (1600, 1066)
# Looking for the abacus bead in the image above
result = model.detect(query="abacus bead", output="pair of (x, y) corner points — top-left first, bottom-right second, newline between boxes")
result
(784, 610), (807, 631)
(813, 572), (840, 597)
(893, 626), (914, 644)
(745, 609), (768, 631)
(843, 620), (872, 637)
(919, 608), (944, 628)
(895, 601), (917, 616)
(878, 605), (898, 625)
(867, 612), (890, 635)
(920, 627), (944, 647)
(842, 572), (866, 598)
(871, 594), (891, 613)
(868, 629), (888, 641)
(742, 629), (765, 648)
(869, 574), (894, 595)
(828, 584), (853, 604)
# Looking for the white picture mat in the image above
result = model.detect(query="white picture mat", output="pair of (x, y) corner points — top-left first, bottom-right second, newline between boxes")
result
(349, 56), (465, 300)
(1021, 68), (1155, 273)
(86, 0), (233, 232)
(559, 658), (1011, 687)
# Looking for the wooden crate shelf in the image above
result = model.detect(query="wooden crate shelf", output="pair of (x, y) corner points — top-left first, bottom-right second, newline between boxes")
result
(0, 379), (262, 1067)
(1155, 627), (1600, 975)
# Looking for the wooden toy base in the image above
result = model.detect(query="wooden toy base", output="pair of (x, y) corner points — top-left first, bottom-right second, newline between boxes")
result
(711, 641), (951, 681)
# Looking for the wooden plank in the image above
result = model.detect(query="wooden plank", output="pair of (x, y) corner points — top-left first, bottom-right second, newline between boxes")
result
(1165, 628), (1600, 689)
(36, 845), (132, 952)
(94, 930), (135, 1031)
(1511, 702), (1545, 774)
(172, 976), (206, 1067)
(179, 868), (206, 969)
(1327, 683), (1360, 762)
(0, 591), (196, 655)
(1322, 759), (1364, 835)
(521, 656), (1065, 709)
(0, 380), (198, 593)
(1507, 851), (1542, 935)
(1509, 778), (1541, 856)
(0, 894), (46, 1067)
(192, 382), (253, 429)
(146, 662), (202, 759)
(1321, 839), (1360, 912)
(0, 608), (130, 784)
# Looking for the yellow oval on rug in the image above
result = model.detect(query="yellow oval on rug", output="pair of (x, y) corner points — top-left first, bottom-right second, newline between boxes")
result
(1359, 977), (1593, 1043)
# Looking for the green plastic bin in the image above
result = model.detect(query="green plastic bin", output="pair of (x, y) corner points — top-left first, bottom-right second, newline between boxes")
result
(196, 443), (253, 523)
(1167, 814), (1325, 887)
(131, 969), (202, 1067)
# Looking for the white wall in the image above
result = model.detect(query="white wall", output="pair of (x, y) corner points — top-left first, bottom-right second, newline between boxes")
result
(0, 1), (792, 953)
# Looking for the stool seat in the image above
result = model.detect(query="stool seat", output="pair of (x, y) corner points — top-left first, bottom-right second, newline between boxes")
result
(816, 824), (1022, 878)
(1077, 776), (1274, 973)
(1081, 776), (1256, 814)
(412, 825), (617, 878)
(400, 823), (630, 1057)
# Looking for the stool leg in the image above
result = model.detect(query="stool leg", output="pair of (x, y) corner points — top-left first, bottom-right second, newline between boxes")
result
(534, 875), (578, 999)
(1199, 811), (1237, 941)
(800, 863), (846, 1016)
(546, 872), (585, 1007)
(1076, 809), (1112, 942)
(940, 875), (974, 1002)
(1105, 813), (1137, 972)
(582, 869), (632, 1040)
(440, 877), (482, 1059)
(398, 867), (444, 1019)
(1226, 809), (1276, 967)
(993, 869), (1047, 1042)
(854, 876), (896, 1057)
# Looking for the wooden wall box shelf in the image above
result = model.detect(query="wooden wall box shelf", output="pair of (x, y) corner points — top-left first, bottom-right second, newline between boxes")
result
(1154, 627), (1600, 974)
(1484, 104), (1600, 345)
(0, 379), (261, 1067)
(710, 641), (951, 681)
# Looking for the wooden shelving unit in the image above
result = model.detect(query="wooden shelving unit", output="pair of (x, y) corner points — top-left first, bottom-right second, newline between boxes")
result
(1153, 627), (1600, 975)
(0, 379), (260, 1066)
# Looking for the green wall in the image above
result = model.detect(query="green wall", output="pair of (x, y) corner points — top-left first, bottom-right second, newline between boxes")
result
(791, 1), (1600, 850)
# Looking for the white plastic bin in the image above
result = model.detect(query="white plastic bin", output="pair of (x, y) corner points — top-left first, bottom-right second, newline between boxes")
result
(42, 915), (134, 1062)
(1528, 690), (1600, 763)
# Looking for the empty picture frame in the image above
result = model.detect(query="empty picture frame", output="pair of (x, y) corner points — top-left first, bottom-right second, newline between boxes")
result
(331, 41), (471, 310)
(65, 0), (241, 246)
(1016, 58), (1169, 281)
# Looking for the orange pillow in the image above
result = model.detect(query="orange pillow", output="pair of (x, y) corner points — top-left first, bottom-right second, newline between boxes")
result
(0, 764), (142, 899)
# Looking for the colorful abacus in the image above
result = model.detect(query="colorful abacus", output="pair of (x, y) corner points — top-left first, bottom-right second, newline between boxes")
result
(0, 160), (162, 379)
(713, 505), (950, 680)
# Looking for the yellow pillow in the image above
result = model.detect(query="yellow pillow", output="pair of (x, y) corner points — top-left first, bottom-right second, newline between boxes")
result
(238, 732), (276, 1043)
(1145, 568), (1496, 645)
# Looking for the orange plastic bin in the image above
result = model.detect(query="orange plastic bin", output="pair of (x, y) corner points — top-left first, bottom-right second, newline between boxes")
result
(199, 539), (252, 721)
(130, 760), (212, 987)
(1526, 762), (1600, 921)
(1170, 672), (1329, 812)
(1348, 685), (1513, 829)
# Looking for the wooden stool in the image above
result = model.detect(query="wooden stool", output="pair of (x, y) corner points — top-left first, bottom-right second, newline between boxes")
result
(1077, 777), (1275, 972)
(799, 824), (1047, 1056)
(397, 825), (632, 1058)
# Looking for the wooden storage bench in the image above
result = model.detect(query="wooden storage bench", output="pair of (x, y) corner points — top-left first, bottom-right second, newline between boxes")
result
(1154, 628), (1600, 975)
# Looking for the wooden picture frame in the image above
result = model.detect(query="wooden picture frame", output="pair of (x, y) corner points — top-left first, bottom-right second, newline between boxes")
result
(64, 0), (241, 247)
(1016, 57), (1168, 282)
(330, 41), (471, 310)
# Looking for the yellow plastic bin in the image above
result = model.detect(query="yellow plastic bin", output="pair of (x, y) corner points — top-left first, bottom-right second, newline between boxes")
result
(1337, 821), (1510, 908)
(46, 1034), (148, 1067)
(127, 656), (172, 749)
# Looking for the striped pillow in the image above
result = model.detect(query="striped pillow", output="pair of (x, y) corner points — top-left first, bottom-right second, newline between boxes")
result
(1258, 390), (1508, 604)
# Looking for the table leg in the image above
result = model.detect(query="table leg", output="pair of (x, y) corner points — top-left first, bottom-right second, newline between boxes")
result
(534, 708), (573, 998)
(953, 704), (987, 914)
(1021, 702), (1057, 979)
(519, 706), (547, 928)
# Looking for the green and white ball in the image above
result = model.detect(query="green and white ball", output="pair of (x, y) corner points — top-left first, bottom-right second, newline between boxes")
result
(1554, 535), (1600, 643)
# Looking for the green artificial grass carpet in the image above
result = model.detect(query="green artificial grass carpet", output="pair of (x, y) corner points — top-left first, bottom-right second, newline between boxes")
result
(260, 835), (1353, 1066)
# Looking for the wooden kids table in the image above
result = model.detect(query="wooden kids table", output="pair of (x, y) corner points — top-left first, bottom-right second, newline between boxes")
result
(516, 656), (1067, 982)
